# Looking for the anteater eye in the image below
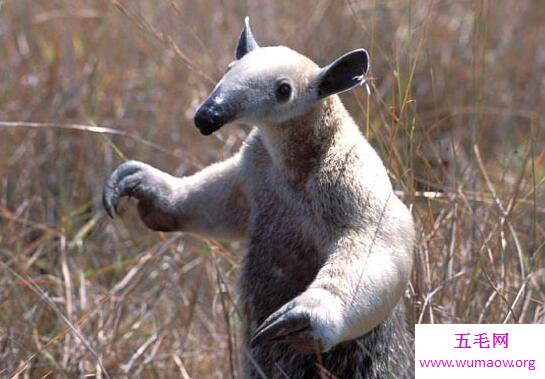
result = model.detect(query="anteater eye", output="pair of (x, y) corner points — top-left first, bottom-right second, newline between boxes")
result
(275, 81), (292, 102)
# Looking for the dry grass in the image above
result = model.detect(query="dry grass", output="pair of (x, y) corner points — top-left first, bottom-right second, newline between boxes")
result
(0, 0), (544, 377)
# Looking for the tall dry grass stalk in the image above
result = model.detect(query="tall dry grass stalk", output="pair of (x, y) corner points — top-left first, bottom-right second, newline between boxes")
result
(0, 0), (543, 377)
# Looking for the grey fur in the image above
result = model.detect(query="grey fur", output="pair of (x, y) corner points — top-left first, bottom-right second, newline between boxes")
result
(103, 21), (415, 378)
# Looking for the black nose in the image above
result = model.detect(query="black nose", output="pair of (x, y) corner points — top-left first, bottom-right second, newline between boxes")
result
(194, 107), (223, 136)
(194, 89), (239, 135)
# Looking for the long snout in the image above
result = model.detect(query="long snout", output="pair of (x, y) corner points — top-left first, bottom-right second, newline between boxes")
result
(194, 90), (238, 135)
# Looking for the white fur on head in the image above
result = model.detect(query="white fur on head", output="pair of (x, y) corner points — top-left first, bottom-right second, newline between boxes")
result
(218, 46), (321, 126)
(195, 18), (370, 133)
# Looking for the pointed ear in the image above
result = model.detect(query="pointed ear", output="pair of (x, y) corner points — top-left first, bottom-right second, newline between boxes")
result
(316, 49), (369, 98)
(235, 17), (259, 60)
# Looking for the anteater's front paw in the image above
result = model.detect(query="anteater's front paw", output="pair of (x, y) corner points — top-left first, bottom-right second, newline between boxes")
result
(102, 160), (173, 220)
(251, 288), (344, 354)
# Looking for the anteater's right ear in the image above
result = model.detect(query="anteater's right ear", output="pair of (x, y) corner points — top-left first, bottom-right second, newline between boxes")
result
(235, 17), (259, 60)
(316, 49), (369, 98)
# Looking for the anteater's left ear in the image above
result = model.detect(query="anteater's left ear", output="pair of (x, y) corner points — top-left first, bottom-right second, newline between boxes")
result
(316, 49), (369, 98)
(235, 17), (259, 60)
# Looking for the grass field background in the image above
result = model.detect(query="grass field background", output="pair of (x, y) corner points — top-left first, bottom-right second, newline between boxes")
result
(0, 0), (544, 377)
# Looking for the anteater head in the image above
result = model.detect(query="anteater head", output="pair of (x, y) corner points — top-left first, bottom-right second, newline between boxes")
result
(194, 17), (369, 135)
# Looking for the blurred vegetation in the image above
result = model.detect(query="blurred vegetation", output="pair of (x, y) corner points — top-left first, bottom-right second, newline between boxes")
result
(0, 0), (544, 377)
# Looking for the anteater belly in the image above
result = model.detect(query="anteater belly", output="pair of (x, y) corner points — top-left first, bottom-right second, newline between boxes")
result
(239, 205), (324, 329)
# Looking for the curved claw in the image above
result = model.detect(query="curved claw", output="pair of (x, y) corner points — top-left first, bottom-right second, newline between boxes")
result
(251, 303), (310, 347)
(102, 161), (143, 218)
(102, 179), (119, 218)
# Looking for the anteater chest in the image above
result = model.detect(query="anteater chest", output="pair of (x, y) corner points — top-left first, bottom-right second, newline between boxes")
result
(240, 188), (326, 325)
